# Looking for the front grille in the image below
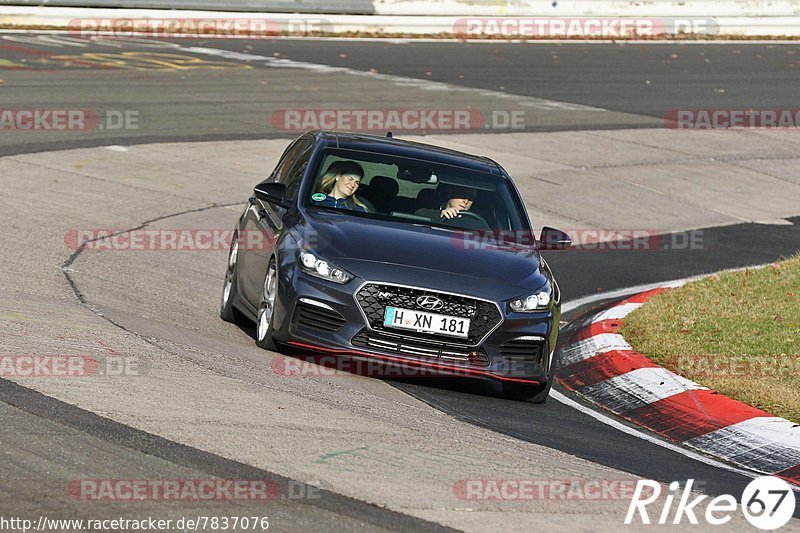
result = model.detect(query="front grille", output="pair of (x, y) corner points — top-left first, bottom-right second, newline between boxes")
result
(355, 283), (502, 345)
(499, 337), (546, 374)
(352, 330), (490, 366)
(293, 301), (346, 332)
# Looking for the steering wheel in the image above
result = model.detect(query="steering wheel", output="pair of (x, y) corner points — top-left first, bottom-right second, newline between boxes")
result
(439, 210), (490, 230)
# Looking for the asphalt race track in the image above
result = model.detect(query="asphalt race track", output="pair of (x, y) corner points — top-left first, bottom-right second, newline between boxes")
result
(3, 37), (800, 155)
(1, 34), (800, 531)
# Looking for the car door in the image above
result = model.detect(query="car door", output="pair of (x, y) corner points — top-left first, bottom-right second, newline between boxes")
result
(239, 137), (314, 309)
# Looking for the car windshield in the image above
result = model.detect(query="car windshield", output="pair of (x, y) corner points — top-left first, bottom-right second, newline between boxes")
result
(305, 147), (531, 237)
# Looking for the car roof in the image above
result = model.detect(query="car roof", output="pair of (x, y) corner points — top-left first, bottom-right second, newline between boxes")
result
(310, 130), (504, 176)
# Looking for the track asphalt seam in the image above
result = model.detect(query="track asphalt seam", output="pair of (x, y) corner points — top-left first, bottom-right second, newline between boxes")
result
(556, 286), (800, 486)
(0, 378), (458, 532)
(0, 200), (463, 531)
(61, 202), (240, 305)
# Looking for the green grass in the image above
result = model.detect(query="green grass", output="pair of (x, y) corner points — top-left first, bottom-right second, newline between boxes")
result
(621, 253), (800, 423)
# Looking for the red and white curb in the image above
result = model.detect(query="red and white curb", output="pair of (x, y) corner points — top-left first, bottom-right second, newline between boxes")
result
(556, 285), (800, 486)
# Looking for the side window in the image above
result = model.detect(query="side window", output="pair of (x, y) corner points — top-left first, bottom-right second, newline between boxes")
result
(282, 142), (313, 201)
(269, 139), (305, 183)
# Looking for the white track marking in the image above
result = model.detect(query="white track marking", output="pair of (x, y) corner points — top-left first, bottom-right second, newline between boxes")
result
(686, 417), (800, 474)
(550, 389), (789, 484)
(559, 333), (631, 366)
(563, 280), (686, 313)
(562, 262), (779, 314)
(580, 367), (706, 413)
(178, 45), (603, 111)
(591, 302), (642, 321)
(1, 34), (90, 47)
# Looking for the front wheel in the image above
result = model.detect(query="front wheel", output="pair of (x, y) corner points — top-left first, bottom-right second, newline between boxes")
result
(255, 259), (279, 351)
(502, 347), (556, 403)
(220, 233), (243, 324)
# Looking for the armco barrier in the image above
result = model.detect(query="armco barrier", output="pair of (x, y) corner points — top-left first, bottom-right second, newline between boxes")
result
(3, 0), (800, 17)
(374, 0), (800, 16)
(2, 5), (800, 36)
(0, 0), (377, 14)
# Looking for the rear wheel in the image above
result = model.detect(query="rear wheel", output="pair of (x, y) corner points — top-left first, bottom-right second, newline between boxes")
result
(255, 259), (279, 351)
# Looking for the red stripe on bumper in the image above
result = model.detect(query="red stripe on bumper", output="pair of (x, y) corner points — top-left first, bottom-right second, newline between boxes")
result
(286, 340), (542, 385)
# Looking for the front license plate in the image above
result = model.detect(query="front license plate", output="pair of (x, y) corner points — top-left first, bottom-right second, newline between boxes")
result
(383, 306), (470, 339)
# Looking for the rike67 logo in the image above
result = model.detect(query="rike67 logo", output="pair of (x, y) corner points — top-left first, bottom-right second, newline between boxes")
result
(626, 477), (796, 530)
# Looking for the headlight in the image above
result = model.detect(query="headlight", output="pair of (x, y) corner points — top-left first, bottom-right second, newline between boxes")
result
(297, 249), (352, 284)
(509, 284), (552, 312)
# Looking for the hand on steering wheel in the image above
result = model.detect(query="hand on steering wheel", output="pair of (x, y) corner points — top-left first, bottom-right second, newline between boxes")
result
(440, 207), (461, 219)
(438, 209), (489, 228)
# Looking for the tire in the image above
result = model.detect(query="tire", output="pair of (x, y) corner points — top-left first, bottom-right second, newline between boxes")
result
(255, 258), (279, 351)
(220, 233), (242, 324)
(501, 355), (555, 404)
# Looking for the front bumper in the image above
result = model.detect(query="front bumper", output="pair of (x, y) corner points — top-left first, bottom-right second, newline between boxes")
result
(272, 268), (558, 385)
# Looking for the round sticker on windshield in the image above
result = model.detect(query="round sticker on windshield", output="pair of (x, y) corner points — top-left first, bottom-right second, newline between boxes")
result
(311, 193), (327, 202)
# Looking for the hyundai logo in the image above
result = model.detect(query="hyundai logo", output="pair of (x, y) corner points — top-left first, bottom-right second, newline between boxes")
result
(416, 296), (444, 311)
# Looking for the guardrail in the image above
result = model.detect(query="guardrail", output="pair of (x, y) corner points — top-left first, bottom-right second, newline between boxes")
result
(0, 0), (377, 14)
(378, 0), (800, 16)
(1, 1), (800, 36)
(2, 0), (800, 16)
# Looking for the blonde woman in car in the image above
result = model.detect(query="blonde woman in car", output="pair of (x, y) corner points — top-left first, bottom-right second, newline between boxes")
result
(313, 160), (370, 212)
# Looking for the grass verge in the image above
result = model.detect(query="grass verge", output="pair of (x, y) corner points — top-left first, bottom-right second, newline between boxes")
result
(621, 253), (800, 423)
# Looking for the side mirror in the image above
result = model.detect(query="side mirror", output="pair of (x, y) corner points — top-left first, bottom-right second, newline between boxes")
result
(254, 182), (293, 209)
(539, 227), (572, 250)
